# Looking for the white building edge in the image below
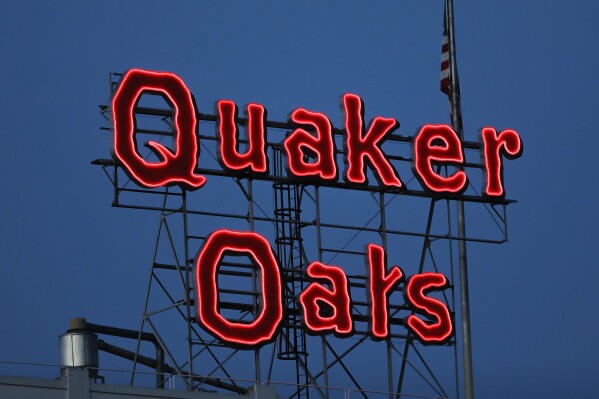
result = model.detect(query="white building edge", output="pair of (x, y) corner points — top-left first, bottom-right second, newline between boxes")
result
(0, 368), (279, 399)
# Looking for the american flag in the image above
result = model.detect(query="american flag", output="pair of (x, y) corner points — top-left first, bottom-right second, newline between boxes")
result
(440, 2), (451, 96)
(440, 0), (463, 132)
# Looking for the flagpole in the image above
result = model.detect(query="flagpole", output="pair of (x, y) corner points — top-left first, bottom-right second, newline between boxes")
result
(445, 0), (475, 398)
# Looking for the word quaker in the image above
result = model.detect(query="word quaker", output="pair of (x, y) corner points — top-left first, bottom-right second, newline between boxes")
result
(112, 69), (522, 198)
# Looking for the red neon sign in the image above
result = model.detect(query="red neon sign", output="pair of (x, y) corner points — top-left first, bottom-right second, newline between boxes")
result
(284, 108), (337, 181)
(299, 262), (353, 336)
(113, 69), (523, 199)
(194, 229), (283, 347)
(412, 124), (468, 194)
(479, 127), (523, 198)
(366, 244), (404, 339)
(403, 273), (453, 345)
(112, 69), (206, 190)
(343, 94), (404, 189)
(109, 69), (524, 348)
(217, 100), (269, 174)
(193, 229), (453, 347)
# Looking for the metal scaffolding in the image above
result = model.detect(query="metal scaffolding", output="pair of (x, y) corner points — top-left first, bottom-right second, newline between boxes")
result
(93, 72), (513, 399)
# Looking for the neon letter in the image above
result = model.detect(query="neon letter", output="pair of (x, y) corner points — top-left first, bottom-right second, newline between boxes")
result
(217, 100), (268, 173)
(412, 124), (467, 194)
(343, 94), (403, 188)
(366, 245), (404, 339)
(112, 69), (206, 189)
(403, 273), (453, 345)
(284, 108), (337, 181)
(299, 262), (353, 336)
(195, 230), (283, 347)
(479, 127), (523, 197)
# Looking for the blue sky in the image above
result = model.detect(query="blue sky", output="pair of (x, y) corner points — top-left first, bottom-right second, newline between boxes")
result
(0, 2), (597, 398)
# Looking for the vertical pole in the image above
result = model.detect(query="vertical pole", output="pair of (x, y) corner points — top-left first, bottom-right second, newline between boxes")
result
(456, 172), (473, 399)
(379, 192), (394, 399)
(182, 189), (194, 386)
(181, 189), (193, 386)
(446, 1), (474, 398)
(315, 187), (329, 399)
(156, 347), (165, 388)
(248, 179), (261, 384)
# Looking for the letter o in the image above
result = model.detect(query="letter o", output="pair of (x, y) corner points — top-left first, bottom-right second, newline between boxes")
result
(195, 230), (283, 347)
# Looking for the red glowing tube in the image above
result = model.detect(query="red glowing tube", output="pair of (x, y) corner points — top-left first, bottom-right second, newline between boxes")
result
(342, 94), (403, 188)
(299, 262), (353, 336)
(112, 68), (206, 189)
(479, 127), (523, 197)
(217, 100), (268, 173)
(194, 230), (283, 347)
(284, 108), (337, 181)
(403, 273), (453, 345)
(412, 124), (467, 194)
(366, 244), (404, 339)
